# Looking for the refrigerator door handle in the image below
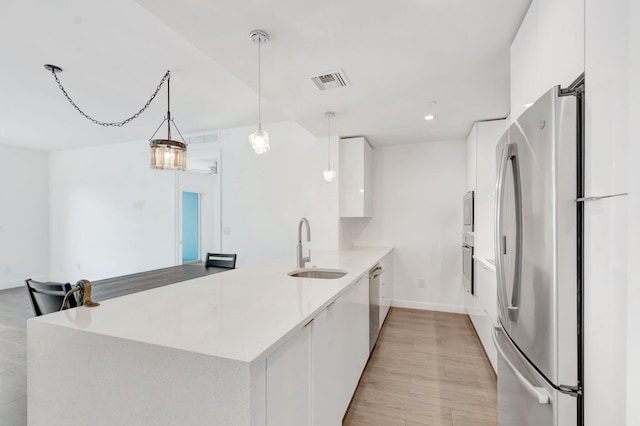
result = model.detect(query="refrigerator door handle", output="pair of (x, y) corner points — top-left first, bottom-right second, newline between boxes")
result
(492, 324), (550, 405)
(507, 145), (523, 320)
(495, 143), (510, 322)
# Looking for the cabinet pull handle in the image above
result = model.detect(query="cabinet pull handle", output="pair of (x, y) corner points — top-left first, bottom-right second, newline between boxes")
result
(576, 192), (627, 202)
(304, 319), (314, 328)
(327, 300), (336, 309)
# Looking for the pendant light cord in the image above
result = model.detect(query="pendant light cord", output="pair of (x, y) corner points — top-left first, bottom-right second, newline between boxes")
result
(258, 39), (262, 131)
(148, 72), (187, 145)
(48, 69), (171, 127)
(166, 73), (171, 140)
(327, 114), (331, 168)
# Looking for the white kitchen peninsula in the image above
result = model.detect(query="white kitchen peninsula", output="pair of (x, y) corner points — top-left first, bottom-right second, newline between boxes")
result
(27, 247), (392, 426)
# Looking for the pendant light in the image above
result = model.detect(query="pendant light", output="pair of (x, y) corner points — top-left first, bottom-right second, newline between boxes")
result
(323, 112), (337, 182)
(149, 72), (188, 171)
(44, 65), (186, 171)
(248, 30), (270, 154)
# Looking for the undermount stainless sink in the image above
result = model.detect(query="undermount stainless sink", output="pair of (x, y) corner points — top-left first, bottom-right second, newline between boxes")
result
(287, 268), (348, 279)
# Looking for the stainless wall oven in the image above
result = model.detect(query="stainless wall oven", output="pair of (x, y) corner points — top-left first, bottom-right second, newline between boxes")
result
(463, 190), (474, 232)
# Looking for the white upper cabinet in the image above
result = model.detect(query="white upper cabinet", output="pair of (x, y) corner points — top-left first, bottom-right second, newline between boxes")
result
(511, 0), (539, 121)
(465, 124), (477, 192)
(537, 0), (584, 93)
(340, 137), (373, 217)
(584, 0), (629, 196)
(511, 0), (585, 122)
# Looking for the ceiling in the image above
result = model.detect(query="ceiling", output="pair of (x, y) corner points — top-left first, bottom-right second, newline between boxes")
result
(0, 0), (285, 151)
(0, 0), (530, 151)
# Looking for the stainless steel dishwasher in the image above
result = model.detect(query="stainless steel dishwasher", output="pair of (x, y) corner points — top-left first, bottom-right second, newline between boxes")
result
(369, 264), (383, 352)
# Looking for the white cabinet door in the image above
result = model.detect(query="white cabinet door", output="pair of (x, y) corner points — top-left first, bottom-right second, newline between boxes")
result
(340, 137), (373, 217)
(468, 259), (497, 372)
(311, 300), (345, 426)
(311, 276), (369, 425)
(266, 324), (311, 426)
(537, 0), (584, 92)
(583, 195), (628, 426)
(585, 0), (629, 196)
(339, 276), (369, 409)
(511, 0), (585, 122)
(510, 0), (538, 122)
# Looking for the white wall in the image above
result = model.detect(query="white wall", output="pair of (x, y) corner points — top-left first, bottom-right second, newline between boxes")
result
(47, 120), (336, 282)
(49, 140), (178, 282)
(343, 140), (466, 313)
(219, 121), (339, 268)
(179, 142), (221, 261)
(0, 144), (49, 289)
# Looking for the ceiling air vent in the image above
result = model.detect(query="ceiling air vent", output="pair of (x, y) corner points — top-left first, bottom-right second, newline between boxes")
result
(187, 132), (220, 145)
(309, 69), (351, 91)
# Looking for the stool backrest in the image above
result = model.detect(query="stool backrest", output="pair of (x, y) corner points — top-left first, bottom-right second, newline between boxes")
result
(205, 253), (237, 269)
(25, 279), (76, 316)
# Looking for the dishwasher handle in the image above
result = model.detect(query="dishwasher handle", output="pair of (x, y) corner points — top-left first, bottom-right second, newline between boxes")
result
(369, 266), (384, 279)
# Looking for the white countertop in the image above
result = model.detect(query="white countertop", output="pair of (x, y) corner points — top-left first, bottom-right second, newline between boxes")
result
(30, 247), (392, 364)
(474, 255), (496, 271)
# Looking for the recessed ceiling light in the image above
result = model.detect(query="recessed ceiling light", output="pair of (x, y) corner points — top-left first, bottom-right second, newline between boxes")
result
(424, 114), (436, 121)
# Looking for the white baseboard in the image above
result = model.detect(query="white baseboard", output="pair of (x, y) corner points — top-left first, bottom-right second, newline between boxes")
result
(391, 299), (466, 314)
(0, 279), (25, 291)
(1, 275), (48, 291)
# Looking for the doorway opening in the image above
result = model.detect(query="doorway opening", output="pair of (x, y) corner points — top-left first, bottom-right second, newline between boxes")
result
(182, 191), (200, 263)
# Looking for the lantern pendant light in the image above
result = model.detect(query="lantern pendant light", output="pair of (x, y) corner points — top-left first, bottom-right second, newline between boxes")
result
(248, 30), (270, 154)
(149, 72), (188, 171)
(323, 112), (337, 182)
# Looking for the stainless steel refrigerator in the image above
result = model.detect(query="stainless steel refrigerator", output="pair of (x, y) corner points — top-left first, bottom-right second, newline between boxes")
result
(493, 79), (584, 426)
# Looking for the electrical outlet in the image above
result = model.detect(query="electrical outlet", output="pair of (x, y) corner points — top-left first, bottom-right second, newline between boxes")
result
(418, 278), (426, 288)
(77, 263), (81, 271)
(4, 265), (11, 274)
(223, 227), (231, 235)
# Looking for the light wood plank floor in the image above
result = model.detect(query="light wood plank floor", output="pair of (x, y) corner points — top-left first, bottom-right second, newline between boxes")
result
(0, 287), (30, 426)
(343, 307), (497, 426)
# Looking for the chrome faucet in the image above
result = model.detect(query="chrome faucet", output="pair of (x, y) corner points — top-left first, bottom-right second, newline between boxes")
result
(297, 217), (311, 268)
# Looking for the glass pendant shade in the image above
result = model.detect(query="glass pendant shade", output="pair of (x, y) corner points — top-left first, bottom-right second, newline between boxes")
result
(150, 139), (187, 171)
(323, 168), (337, 182)
(249, 129), (270, 154)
